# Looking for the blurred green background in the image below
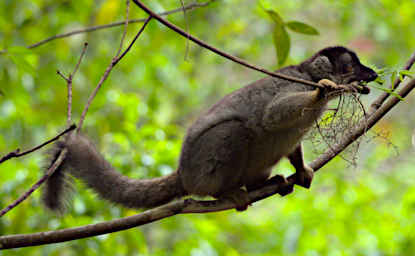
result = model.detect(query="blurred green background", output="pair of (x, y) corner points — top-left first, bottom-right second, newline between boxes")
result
(1, 0), (415, 255)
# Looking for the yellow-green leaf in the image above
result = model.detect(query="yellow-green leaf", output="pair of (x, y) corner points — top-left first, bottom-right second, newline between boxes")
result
(266, 9), (284, 26)
(286, 21), (319, 35)
(272, 24), (290, 66)
(369, 83), (404, 100)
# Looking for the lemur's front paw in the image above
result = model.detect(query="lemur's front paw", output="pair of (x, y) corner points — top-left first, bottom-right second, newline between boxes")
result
(295, 164), (314, 189)
(318, 79), (340, 90)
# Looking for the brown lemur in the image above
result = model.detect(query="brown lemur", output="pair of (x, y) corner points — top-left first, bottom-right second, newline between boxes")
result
(43, 46), (377, 212)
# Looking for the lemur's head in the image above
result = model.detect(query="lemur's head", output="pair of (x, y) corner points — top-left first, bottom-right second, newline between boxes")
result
(301, 46), (377, 94)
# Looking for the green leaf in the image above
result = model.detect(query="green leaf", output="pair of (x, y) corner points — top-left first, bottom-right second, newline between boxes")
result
(272, 24), (290, 66)
(390, 70), (397, 88)
(399, 70), (414, 78)
(285, 21), (319, 35)
(369, 83), (404, 100)
(265, 9), (284, 26)
(374, 77), (385, 85)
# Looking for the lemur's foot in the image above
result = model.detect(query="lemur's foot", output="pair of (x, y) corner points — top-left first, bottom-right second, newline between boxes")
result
(266, 174), (294, 196)
(219, 188), (251, 211)
(295, 164), (314, 189)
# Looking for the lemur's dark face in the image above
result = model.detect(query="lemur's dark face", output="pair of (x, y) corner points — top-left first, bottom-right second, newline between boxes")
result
(325, 46), (377, 84)
(303, 46), (378, 94)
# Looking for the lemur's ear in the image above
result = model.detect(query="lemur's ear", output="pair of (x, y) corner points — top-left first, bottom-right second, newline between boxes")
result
(306, 55), (333, 81)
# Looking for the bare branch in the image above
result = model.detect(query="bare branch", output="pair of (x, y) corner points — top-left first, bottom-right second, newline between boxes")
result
(116, 0), (131, 58)
(0, 1), (213, 54)
(71, 43), (88, 80)
(131, 0), (325, 89)
(179, 0), (191, 60)
(0, 125), (76, 165)
(0, 179), (287, 249)
(77, 16), (152, 131)
(65, 43), (88, 126)
(56, 70), (69, 82)
(1, 72), (415, 248)
(0, 150), (68, 218)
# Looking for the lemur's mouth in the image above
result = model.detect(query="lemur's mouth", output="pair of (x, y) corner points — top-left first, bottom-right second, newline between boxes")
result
(356, 80), (370, 95)
(356, 69), (377, 95)
(343, 79), (370, 95)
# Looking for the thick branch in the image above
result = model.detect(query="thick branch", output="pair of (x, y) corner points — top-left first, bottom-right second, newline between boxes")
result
(1, 75), (414, 249)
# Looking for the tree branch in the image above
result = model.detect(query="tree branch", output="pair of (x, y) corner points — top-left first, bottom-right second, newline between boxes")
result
(115, 0), (131, 58)
(0, 149), (68, 218)
(77, 16), (152, 131)
(0, 124), (76, 165)
(131, 0), (325, 89)
(369, 51), (415, 114)
(56, 43), (88, 126)
(0, 1), (213, 54)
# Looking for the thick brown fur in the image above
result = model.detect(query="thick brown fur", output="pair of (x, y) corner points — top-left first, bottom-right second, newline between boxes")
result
(43, 46), (377, 212)
(43, 134), (187, 212)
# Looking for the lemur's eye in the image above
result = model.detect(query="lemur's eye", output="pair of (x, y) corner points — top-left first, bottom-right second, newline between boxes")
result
(343, 63), (353, 73)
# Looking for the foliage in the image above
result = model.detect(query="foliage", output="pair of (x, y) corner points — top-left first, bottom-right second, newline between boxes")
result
(1, 0), (415, 255)
(262, 6), (319, 66)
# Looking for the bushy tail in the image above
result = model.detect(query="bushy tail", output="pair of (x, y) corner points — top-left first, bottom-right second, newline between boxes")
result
(43, 133), (186, 213)
(43, 141), (74, 213)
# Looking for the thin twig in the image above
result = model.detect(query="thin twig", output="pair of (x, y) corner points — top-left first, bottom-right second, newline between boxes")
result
(77, 16), (152, 131)
(310, 74), (415, 170)
(71, 43), (88, 79)
(180, 0), (191, 60)
(56, 70), (69, 82)
(131, 0), (325, 89)
(315, 120), (337, 156)
(0, 1), (213, 54)
(0, 150), (68, 218)
(116, 0), (131, 58)
(67, 43), (88, 126)
(0, 125), (76, 164)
